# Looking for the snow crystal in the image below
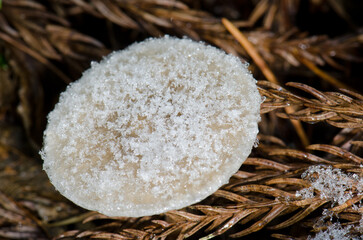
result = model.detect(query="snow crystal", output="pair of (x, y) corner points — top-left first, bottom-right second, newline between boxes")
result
(296, 165), (363, 205)
(308, 223), (356, 240)
(40, 36), (261, 217)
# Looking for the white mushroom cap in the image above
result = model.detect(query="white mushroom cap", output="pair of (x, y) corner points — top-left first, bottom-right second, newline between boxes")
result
(41, 36), (261, 217)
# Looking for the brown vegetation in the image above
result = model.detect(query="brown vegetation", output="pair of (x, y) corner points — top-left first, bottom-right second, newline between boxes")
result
(0, 0), (362, 239)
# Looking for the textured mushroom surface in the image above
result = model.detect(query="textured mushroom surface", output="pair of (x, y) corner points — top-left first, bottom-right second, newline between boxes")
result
(41, 36), (261, 217)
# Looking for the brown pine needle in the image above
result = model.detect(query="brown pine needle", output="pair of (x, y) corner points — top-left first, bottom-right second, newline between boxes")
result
(221, 18), (278, 84)
(285, 109), (310, 147)
(295, 52), (352, 91)
(0, 32), (71, 84)
(45, 212), (97, 227)
(1, 2), (362, 240)
(222, 18), (309, 147)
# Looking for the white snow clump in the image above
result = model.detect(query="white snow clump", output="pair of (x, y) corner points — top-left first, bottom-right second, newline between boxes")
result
(308, 223), (361, 240)
(41, 36), (261, 217)
(296, 165), (363, 205)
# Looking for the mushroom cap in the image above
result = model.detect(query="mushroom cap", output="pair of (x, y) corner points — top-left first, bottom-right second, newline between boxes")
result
(41, 36), (261, 217)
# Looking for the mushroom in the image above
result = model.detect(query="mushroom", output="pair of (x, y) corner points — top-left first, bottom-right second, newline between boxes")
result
(40, 36), (261, 217)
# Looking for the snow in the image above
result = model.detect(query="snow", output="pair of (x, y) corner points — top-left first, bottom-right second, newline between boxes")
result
(298, 165), (363, 239)
(40, 36), (261, 217)
(308, 223), (357, 240)
(296, 165), (363, 205)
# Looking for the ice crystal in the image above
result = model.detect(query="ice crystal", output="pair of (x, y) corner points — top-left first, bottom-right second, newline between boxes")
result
(296, 165), (363, 205)
(308, 223), (354, 240)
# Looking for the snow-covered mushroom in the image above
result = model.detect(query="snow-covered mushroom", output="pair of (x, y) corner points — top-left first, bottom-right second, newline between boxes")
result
(41, 36), (261, 217)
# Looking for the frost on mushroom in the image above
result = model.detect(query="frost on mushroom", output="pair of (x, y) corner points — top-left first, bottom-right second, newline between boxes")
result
(40, 36), (262, 217)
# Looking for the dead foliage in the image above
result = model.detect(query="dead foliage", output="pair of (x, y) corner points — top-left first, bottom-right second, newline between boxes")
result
(0, 0), (362, 239)
(259, 81), (363, 129)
